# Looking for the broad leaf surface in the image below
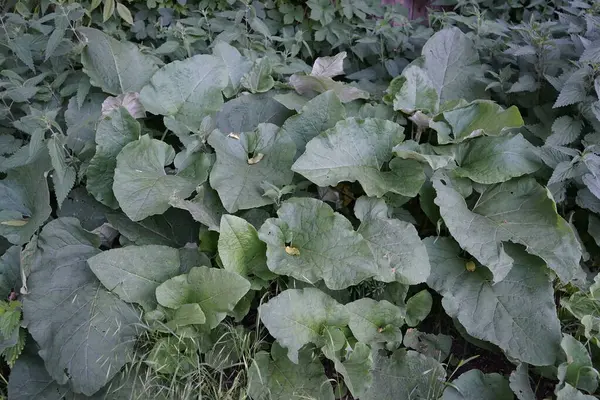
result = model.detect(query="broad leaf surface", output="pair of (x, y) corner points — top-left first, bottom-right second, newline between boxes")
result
(208, 124), (295, 212)
(355, 197), (430, 284)
(425, 237), (561, 366)
(390, 65), (438, 114)
(258, 197), (377, 289)
(433, 174), (583, 283)
(218, 215), (274, 282)
(215, 92), (293, 134)
(431, 101), (524, 145)
(139, 54), (228, 134)
(155, 266), (250, 328)
(86, 107), (140, 208)
(8, 354), (69, 400)
(79, 28), (158, 95)
(113, 135), (196, 221)
(0, 156), (51, 245)
(421, 27), (486, 107)
(293, 118), (425, 197)
(259, 288), (349, 363)
(452, 134), (542, 184)
(88, 245), (182, 311)
(22, 218), (139, 395)
(345, 298), (404, 345)
(280, 90), (345, 155)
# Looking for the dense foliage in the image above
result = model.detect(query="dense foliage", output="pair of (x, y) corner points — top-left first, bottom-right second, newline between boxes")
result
(0, 0), (599, 399)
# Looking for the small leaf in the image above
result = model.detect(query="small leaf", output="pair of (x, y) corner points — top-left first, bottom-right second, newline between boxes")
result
(405, 290), (432, 327)
(155, 266), (250, 328)
(116, 3), (133, 24)
(103, 0), (115, 22)
(509, 364), (536, 400)
(311, 52), (346, 78)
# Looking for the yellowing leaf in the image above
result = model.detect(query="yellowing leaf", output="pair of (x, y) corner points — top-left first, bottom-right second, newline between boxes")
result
(465, 261), (476, 272)
(1, 220), (29, 227)
(285, 246), (300, 256)
(247, 153), (264, 165)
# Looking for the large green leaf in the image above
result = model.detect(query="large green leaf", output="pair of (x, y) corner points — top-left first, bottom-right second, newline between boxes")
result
(8, 354), (69, 400)
(430, 101), (524, 145)
(155, 266), (250, 328)
(363, 349), (446, 400)
(247, 342), (334, 400)
(86, 107), (140, 208)
(22, 218), (139, 396)
(345, 298), (404, 345)
(139, 55), (228, 134)
(212, 41), (252, 97)
(425, 237), (562, 366)
(259, 288), (349, 363)
(442, 370), (513, 400)
(215, 92), (293, 134)
(451, 134), (542, 184)
(87, 245), (185, 311)
(433, 174), (583, 284)
(293, 118), (425, 197)
(218, 215), (274, 282)
(258, 197), (377, 290)
(208, 124), (295, 212)
(280, 90), (345, 155)
(355, 196), (430, 284)
(421, 27), (485, 107)
(78, 28), (158, 95)
(0, 156), (51, 245)
(113, 135), (196, 221)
